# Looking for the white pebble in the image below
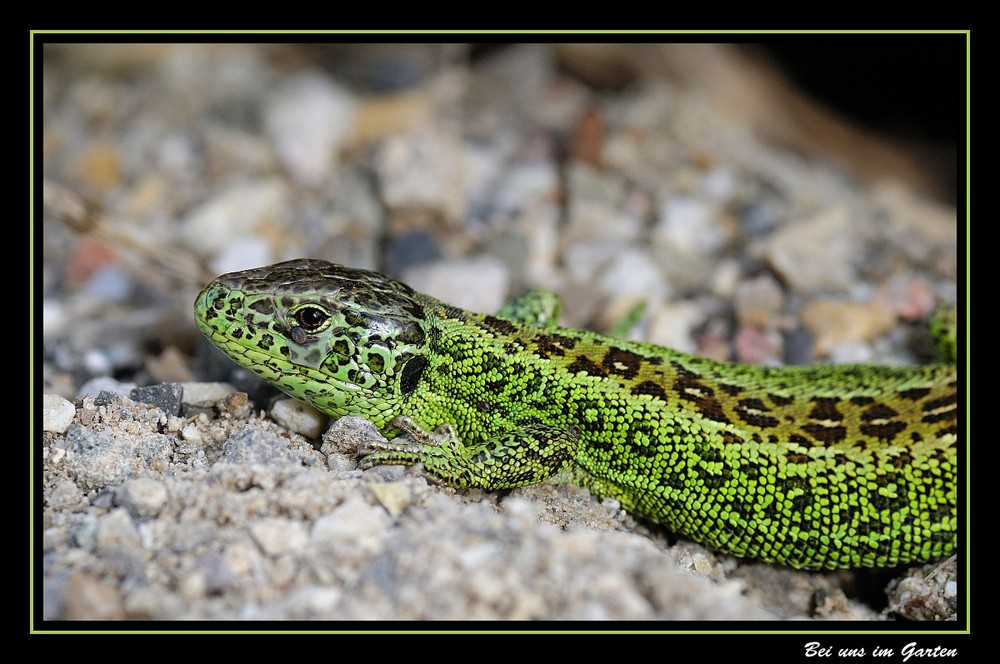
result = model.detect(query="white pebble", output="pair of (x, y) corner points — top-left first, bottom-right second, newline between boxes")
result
(403, 256), (510, 314)
(180, 177), (291, 256)
(270, 399), (328, 439)
(209, 237), (274, 277)
(655, 195), (727, 254)
(43, 394), (77, 433)
(180, 425), (203, 444)
(180, 382), (238, 406)
(77, 376), (136, 399)
(42, 300), (67, 337)
(264, 72), (357, 187)
(597, 248), (669, 300)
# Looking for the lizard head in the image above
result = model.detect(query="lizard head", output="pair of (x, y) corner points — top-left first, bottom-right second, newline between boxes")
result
(195, 259), (430, 424)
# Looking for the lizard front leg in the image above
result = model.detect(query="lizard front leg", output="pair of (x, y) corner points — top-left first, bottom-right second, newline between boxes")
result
(361, 416), (580, 490)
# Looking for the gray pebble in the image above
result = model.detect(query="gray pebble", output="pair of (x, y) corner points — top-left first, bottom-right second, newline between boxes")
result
(383, 229), (442, 275)
(45, 477), (85, 511)
(63, 423), (134, 491)
(221, 428), (300, 466)
(130, 383), (184, 416)
(78, 264), (133, 302)
(196, 551), (239, 595)
(94, 508), (141, 552)
(62, 422), (174, 492)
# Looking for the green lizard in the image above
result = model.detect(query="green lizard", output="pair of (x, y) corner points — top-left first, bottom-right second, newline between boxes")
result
(194, 259), (957, 570)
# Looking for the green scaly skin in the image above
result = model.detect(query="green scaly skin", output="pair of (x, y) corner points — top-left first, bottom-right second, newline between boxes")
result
(195, 259), (957, 570)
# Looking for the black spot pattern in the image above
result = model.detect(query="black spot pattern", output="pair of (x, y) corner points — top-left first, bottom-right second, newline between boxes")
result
(568, 355), (607, 378)
(734, 398), (780, 428)
(533, 334), (577, 359)
(630, 380), (667, 401)
(808, 397), (843, 422)
(602, 347), (645, 378)
(481, 315), (519, 336)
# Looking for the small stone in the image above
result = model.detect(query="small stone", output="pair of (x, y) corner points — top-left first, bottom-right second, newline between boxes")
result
(885, 558), (957, 621)
(145, 347), (195, 384)
(487, 162), (560, 218)
(873, 274), (939, 322)
(45, 478), (85, 511)
(62, 572), (124, 620)
(783, 325), (816, 366)
(179, 569), (208, 600)
(196, 551), (239, 595)
(562, 240), (631, 285)
(376, 128), (475, 225)
(180, 425), (203, 445)
(264, 72), (358, 187)
(800, 299), (897, 358)
(734, 274), (785, 327)
(114, 477), (168, 518)
(646, 301), (703, 354)
(78, 263), (133, 303)
(43, 394), (76, 433)
(42, 299), (67, 337)
(130, 383), (183, 417)
(77, 376), (137, 400)
(222, 540), (262, 578)
(692, 554), (714, 576)
(209, 237), (274, 278)
(221, 428), (299, 466)
(270, 398), (328, 439)
(403, 256), (510, 314)
(202, 124), (280, 179)
(368, 482), (415, 518)
(759, 205), (858, 292)
(81, 349), (114, 376)
(383, 230), (443, 275)
(569, 108), (606, 167)
(874, 182), (958, 276)
(63, 423), (133, 491)
(709, 259), (742, 299)
(180, 176), (291, 258)
(311, 495), (389, 555)
(94, 508), (141, 552)
(249, 518), (309, 557)
(654, 195), (729, 255)
(180, 382), (239, 407)
(597, 248), (669, 301)
(71, 140), (122, 194)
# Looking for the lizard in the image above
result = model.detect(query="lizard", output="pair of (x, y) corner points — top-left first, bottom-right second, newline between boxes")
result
(194, 258), (957, 570)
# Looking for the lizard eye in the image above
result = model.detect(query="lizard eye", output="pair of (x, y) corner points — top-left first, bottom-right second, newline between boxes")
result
(293, 306), (329, 332)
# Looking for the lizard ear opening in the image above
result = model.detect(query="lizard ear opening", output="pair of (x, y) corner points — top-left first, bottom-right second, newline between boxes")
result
(399, 355), (428, 395)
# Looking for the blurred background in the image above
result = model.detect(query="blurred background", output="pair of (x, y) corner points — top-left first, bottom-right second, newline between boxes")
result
(39, 41), (963, 399)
